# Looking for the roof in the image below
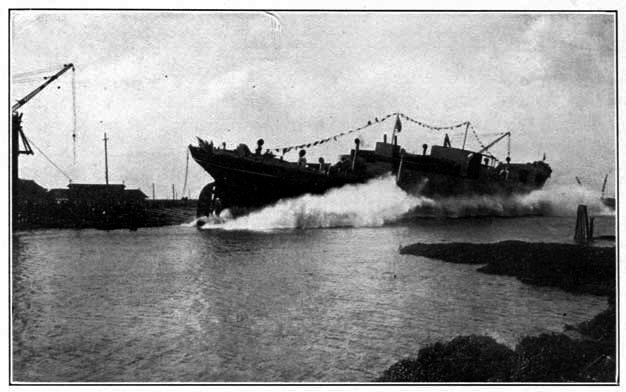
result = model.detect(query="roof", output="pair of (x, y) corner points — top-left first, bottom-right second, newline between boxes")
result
(124, 189), (148, 200)
(68, 183), (126, 190)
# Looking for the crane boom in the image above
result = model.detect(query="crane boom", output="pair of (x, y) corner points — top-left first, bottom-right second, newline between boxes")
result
(478, 131), (511, 155)
(12, 63), (74, 112)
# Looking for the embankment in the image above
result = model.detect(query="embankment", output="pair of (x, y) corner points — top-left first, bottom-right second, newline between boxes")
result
(400, 241), (615, 296)
(376, 240), (616, 382)
(376, 305), (615, 382)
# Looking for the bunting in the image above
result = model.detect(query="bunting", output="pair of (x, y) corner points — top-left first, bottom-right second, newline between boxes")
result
(272, 112), (473, 154)
(399, 113), (469, 131)
(272, 112), (395, 153)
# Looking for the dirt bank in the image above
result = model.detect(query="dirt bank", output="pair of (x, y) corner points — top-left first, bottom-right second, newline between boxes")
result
(400, 241), (615, 296)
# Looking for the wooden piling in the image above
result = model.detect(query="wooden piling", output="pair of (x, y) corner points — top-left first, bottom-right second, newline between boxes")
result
(574, 204), (589, 243)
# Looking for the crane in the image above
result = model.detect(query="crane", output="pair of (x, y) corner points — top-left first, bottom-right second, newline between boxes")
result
(477, 131), (511, 160)
(12, 63), (74, 188)
(12, 63), (74, 112)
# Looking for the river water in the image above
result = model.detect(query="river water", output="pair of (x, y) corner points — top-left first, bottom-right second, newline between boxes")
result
(12, 214), (614, 382)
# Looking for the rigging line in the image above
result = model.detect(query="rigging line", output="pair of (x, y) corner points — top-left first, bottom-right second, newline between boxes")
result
(25, 136), (73, 182)
(11, 65), (63, 79)
(12, 76), (49, 84)
(71, 68), (77, 163)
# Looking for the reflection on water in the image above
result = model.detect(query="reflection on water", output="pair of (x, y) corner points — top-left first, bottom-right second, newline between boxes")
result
(12, 217), (612, 382)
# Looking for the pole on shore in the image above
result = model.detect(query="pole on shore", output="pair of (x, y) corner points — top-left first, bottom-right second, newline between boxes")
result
(152, 183), (155, 200)
(172, 184), (175, 200)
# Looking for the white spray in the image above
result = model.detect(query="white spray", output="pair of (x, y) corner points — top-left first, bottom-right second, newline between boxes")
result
(194, 176), (613, 231)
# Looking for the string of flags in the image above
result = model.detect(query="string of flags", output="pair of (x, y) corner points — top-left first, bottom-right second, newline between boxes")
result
(272, 112), (472, 154)
(273, 112), (396, 154)
(469, 124), (488, 151)
(399, 113), (469, 131)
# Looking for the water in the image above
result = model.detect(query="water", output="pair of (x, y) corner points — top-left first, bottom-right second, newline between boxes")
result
(12, 216), (613, 382)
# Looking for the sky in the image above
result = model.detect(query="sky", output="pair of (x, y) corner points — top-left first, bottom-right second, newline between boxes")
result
(10, 11), (616, 198)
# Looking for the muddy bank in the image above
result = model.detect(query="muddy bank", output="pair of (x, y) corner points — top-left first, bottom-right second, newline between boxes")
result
(376, 305), (616, 382)
(379, 240), (617, 382)
(400, 241), (615, 296)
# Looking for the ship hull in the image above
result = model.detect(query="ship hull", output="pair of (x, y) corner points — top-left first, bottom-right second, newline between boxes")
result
(190, 140), (551, 216)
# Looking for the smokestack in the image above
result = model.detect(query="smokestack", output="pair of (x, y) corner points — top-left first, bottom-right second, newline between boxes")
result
(383, 134), (387, 144)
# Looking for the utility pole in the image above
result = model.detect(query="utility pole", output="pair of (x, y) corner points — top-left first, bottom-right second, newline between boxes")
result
(103, 133), (109, 185)
(171, 184), (175, 200)
(152, 183), (155, 200)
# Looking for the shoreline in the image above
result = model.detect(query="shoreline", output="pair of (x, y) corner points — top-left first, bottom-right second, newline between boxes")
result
(377, 240), (616, 382)
(400, 240), (615, 296)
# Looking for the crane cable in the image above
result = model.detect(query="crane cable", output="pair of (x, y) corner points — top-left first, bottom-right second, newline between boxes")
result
(25, 136), (73, 183)
(71, 67), (77, 163)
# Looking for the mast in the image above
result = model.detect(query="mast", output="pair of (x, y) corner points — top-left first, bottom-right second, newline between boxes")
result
(462, 122), (470, 150)
(602, 174), (608, 198)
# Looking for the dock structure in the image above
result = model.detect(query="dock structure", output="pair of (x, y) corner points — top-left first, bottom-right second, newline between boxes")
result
(574, 204), (614, 244)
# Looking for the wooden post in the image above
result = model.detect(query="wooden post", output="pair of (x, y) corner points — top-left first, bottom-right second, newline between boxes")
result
(574, 204), (589, 244)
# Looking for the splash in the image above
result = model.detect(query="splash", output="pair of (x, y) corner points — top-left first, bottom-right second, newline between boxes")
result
(413, 183), (613, 218)
(193, 176), (613, 231)
(514, 183), (614, 216)
(201, 175), (432, 231)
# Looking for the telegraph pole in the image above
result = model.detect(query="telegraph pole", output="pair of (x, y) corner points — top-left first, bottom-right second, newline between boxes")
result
(103, 133), (109, 185)
(152, 183), (156, 200)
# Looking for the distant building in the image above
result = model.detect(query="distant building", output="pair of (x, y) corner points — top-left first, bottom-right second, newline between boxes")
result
(124, 189), (148, 202)
(48, 188), (69, 203)
(15, 179), (48, 202)
(67, 183), (126, 202)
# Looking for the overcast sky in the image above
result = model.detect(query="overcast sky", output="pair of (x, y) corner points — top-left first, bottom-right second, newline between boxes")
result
(11, 11), (615, 197)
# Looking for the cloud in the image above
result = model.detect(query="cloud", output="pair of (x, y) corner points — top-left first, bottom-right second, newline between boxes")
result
(11, 12), (615, 196)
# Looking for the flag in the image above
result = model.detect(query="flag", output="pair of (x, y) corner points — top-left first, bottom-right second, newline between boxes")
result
(394, 115), (402, 133)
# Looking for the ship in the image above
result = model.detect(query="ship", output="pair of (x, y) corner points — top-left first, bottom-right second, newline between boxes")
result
(189, 113), (552, 217)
